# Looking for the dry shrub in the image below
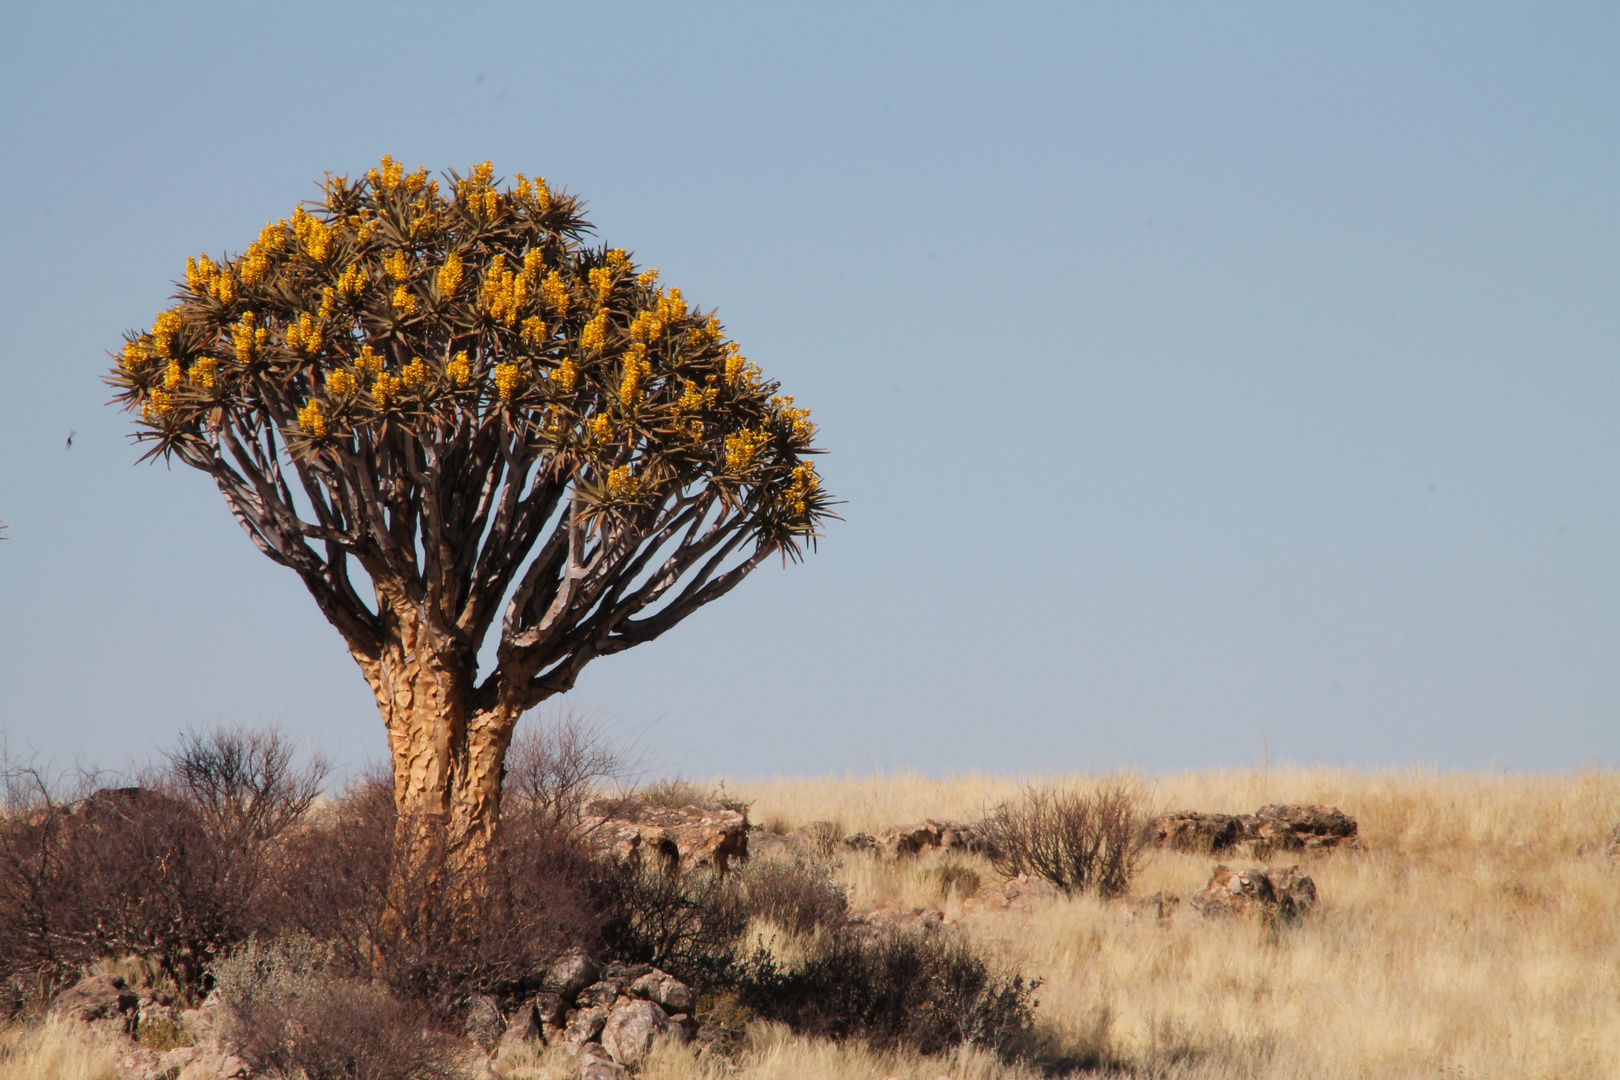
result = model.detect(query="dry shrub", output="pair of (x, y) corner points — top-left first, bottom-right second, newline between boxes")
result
(213, 937), (461, 1080)
(735, 859), (848, 936)
(597, 862), (749, 987)
(981, 780), (1147, 898)
(504, 708), (635, 829)
(635, 777), (751, 816)
(266, 770), (607, 1017)
(0, 729), (327, 999)
(735, 927), (1040, 1059)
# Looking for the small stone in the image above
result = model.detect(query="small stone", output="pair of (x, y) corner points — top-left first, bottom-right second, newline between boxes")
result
(629, 969), (695, 1014)
(115, 1048), (162, 1080)
(464, 993), (505, 1049)
(600, 997), (680, 1067)
(546, 949), (601, 999)
(565, 1004), (609, 1045)
(575, 981), (621, 1009)
(578, 1042), (630, 1080)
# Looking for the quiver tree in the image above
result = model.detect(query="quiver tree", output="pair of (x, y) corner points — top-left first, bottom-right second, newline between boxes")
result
(107, 158), (832, 859)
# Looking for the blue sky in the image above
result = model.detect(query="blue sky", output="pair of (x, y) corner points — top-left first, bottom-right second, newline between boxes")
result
(0, 2), (1615, 779)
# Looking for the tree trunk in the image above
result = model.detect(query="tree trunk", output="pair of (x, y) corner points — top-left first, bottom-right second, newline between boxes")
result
(352, 591), (519, 868)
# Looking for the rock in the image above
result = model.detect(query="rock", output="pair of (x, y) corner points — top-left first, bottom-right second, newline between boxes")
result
(842, 832), (880, 854)
(1116, 891), (1181, 925)
(496, 1004), (542, 1057)
(1246, 805), (1358, 854)
(846, 907), (946, 938)
(464, 993), (505, 1049)
(629, 969), (695, 1014)
(845, 819), (995, 859)
(962, 872), (1062, 913)
(746, 829), (794, 860)
(50, 973), (139, 1039)
(176, 1003), (219, 1048)
(531, 991), (568, 1026)
(578, 1042), (631, 1080)
(576, 981), (623, 1009)
(1188, 864), (1317, 920)
(583, 800), (750, 873)
(601, 997), (682, 1067)
(1149, 812), (1246, 853)
(169, 1048), (249, 1080)
(115, 1048), (163, 1080)
(875, 822), (945, 857)
(545, 949), (601, 999)
(565, 1004), (609, 1045)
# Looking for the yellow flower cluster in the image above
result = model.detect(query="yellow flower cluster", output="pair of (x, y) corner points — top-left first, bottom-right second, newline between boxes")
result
(384, 251), (411, 282)
(297, 398), (327, 437)
(185, 255), (217, 292)
(539, 270), (570, 315)
(145, 388), (173, 418)
(188, 357), (217, 390)
(606, 249), (631, 273)
(772, 395), (815, 438)
(550, 358), (579, 393)
(368, 155), (406, 192)
(456, 161), (496, 200)
(686, 316), (723, 349)
(239, 223), (283, 284)
(119, 340), (151, 372)
(628, 287), (687, 345)
(723, 346), (758, 385)
(494, 362), (524, 402)
(356, 345), (385, 376)
(446, 351), (471, 387)
(523, 248), (545, 283)
(391, 285), (417, 315)
(151, 310), (183, 358)
(521, 316), (547, 346)
(607, 465), (640, 498)
(724, 427), (769, 472)
(285, 312), (323, 354)
(164, 360), (183, 389)
(336, 262), (366, 299)
(372, 371), (402, 408)
(234, 313), (268, 363)
(581, 310), (610, 351)
(783, 461), (820, 516)
(436, 252), (464, 296)
(326, 368), (356, 396)
(291, 207), (332, 262)
(587, 414), (613, 441)
(588, 267), (613, 304)
(620, 352), (650, 406)
(637, 269), (659, 288)
(402, 357), (430, 390)
(481, 254), (529, 326)
(512, 173), (552, 211)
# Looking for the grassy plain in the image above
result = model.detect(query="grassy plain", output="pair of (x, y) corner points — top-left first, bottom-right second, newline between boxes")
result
(6, 767), (1617, 1080)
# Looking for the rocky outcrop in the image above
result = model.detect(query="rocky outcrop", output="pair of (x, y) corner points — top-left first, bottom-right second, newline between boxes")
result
(494, 958), (697, 1075)
(1187, 864), (1318, 920)
(601, 997), (686, 1067)
(583, 800), (749, 873)
(842, 819), (993, 859)
(50, 973), (139, 1039)
(1151, 805), (1357, 856)
(960, 872), (1062, 914)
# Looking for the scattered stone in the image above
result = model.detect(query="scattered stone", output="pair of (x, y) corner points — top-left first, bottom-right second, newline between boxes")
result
(1151, 805), (1358, 856)
(1149, 812), (1246, 853)
(565, 1004), (610, 1045)
(842, 819), (992, 859)
(1116, 891), (1181, 925)
(583, 800), (749, 873)
(578, 1042), (630, 1080)
(532, 990), (568, 1027)
(463, 993), (505, 1049)
(629, 969), (695, 1014)
(169, 1048), (249, 1080)
(576, 981), (622, 1010)
(1188, 864), (1317, 920)
(50, 973), (139, 1039)
(115, 1048), (162, 1080)
(846, 907), (946, 937)
(962, 872), (1063, 913)
(842, 832), (880, 854)
(497, 1005), (542, 1057)
(601, 997), (684, 1067)
(545, 949), (601, 999)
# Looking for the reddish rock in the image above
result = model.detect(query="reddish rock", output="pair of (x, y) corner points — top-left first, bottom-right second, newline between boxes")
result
(1149, 812), (1246, 853)
(1188, 864), (1317, 920)
(1246, 805), (1358, 854)
(583, 801), (749, 873)
(50, 973), (139, 1039)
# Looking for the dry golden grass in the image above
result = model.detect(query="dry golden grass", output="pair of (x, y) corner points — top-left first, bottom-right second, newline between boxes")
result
(719, 767), (1620, 1080)
(0, 1018), (120, 1080)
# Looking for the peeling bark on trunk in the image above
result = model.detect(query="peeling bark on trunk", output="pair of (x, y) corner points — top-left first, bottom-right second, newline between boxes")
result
(353, 589), (518, 869)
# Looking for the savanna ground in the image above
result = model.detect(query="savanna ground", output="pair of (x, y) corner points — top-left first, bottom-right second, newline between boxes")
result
(7, 767), (1618, 1080)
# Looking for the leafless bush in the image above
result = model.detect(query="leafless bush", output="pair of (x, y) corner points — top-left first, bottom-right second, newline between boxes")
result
(735, 858), (848, 936)
(598, 862), (748, 987)
(735, 926), (1040, 1059)
(981, 780), (1148, 898)
(214, 937), (461, 1080)
(504, 709), (635, 829)
(164, 726), (329, 850)
(266, 770), (607, 1017)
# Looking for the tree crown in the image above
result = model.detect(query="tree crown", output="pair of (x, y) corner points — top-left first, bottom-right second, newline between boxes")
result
(108, 159), (832, 708)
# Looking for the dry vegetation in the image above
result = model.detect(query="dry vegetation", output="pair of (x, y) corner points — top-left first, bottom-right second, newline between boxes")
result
(3, 764), (1616, 1080)
(713, 766), (1620, 1080)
